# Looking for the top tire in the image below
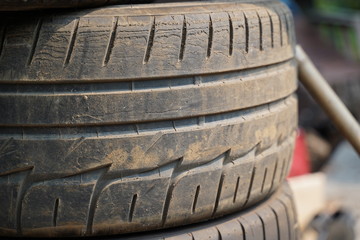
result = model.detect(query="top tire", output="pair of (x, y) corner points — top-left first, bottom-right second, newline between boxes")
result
(0, 0), (153, 11)
(0, 1), (297, 238)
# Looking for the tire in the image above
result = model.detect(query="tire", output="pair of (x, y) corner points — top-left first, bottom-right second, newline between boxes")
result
(0, 0), (154, 11)
(0, 1), (297, 237)
(94, 183), (300, 240)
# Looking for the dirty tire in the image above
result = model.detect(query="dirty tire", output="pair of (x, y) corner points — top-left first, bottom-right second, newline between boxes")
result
(95, 183), (300, 240)
(0, 0), (297, 238)
(0, 0), (153, 11)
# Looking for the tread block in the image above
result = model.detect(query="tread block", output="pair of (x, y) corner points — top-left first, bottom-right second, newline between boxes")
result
(21, 168), (104, 235)
(165, 155), (224, 226)
(0, 169), (30, 233)
(93, 163), (176, 234)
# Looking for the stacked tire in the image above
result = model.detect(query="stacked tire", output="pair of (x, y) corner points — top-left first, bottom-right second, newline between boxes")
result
(0, 0), (299, 239)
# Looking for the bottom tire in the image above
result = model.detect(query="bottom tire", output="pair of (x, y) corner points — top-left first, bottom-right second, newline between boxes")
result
(102, 183), (299, 240)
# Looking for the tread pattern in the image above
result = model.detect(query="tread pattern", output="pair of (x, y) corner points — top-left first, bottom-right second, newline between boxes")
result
(0, 60), (297, 126)
(0, 1), (295, 82)
(102, 183), (299, 240)
(0, 1), (297, 237)
(0, 0), (154, 11)
(0, 96), (297, 237)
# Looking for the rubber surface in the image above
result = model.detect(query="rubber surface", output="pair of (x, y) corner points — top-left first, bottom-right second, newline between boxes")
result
(120, 182), (300, 240)
(82, 183), (301, 239)
(0, 0), (153, 11)
(0, 1), (295, 82)
(0, 0), (297, 238)
(116, 181), (301, 240)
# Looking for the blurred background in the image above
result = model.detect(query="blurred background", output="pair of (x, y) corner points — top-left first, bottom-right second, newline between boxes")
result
(283, 0), (360, 239)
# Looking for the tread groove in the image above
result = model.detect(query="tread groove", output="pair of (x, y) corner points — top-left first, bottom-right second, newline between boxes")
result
(192, 185), (201, 214)
(161, 182), (175, 225)
(257, 213), (266, 240)
(179, 15), (187, 61)
(275, 9), (283, 46)
(143, 17), (156, 63)
(15, 170), (33, 234)
(103, 16), (119, 66)
(228, 13), (234, 56)
(216, 227), (223, 240)
(0, 137), (13, 154)
(0, 96), (295, 138)
(52, 198), (59, 227)
(261, 168), (268, 193)
(85, 165), (110, 235)
(129, 194), (138, 222)
(244, 12), (249, 53)
(27, 18), (43, 66)
(233, 176), (240, 203)
(256, 11), (263, 51)
(238, 220), (247, 240)
(279, 157), (287, 184)
(207, 15), (213, 58)
(64, 18), (80, 67)
(271, 207), (281, 240)
(243, 166), (256, 207)
(0, 25), (6, 58)
(279, 199), (292, 240)
(267, 10), (274, 48)
(283, 10), (290, 44)
(269, 159), (278, 193)
(212, 174), (225, 216)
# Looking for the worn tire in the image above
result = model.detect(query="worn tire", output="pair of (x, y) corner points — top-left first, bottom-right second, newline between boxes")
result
(0, 0), (154, 11)
(0, 0), (297, 237)
(92, 183), (300, 240)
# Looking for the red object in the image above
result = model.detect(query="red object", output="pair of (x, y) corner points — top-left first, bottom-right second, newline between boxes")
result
(288, 129), (311, 177)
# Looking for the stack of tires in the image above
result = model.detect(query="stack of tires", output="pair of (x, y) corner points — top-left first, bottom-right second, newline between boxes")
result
(0, 0), (299, 239)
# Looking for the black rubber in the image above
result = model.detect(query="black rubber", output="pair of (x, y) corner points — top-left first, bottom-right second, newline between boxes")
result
(0, 0), (154, 11)
(80, 183), (301, 239)
(117, 182), (300, 240)
(0, 1), (295, 82)
(0, 0), (297, 238)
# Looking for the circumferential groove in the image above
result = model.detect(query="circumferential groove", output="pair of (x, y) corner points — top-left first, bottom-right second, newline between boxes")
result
(228, 13), (234, 56)
(192, 185), (201, 214)
(27, 18), (43, 66)
(53, 198), (60, 227)
(261, 168), (268, 193)
(179, 15), (187, 61)
(244, 12), (249, 53)
(103, 16), (119, 66)
(233, 176), (240, 203)
(129, 194), (137, 222)
(64, 18), (80, 67)
(207, 15), (213, 58)
(143, 17), (156, 63)
(256, 12), (263, 51)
